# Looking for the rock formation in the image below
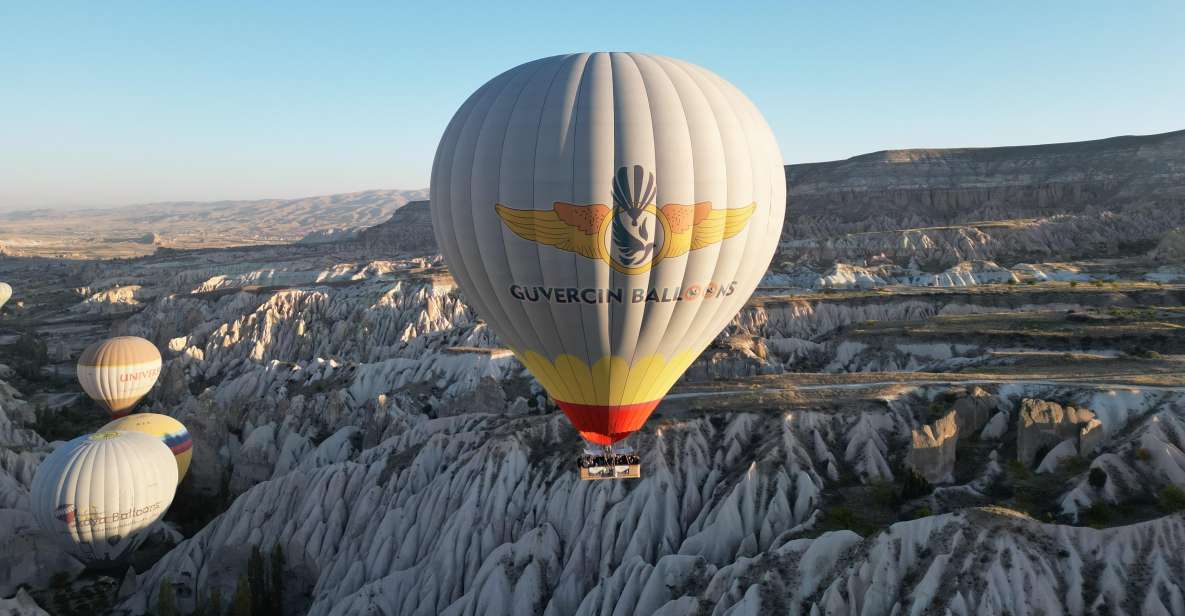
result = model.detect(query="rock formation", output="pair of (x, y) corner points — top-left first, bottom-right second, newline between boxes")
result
(1017, 399), (1101, 467)
(786, 129), (1185, 232)
(907, 410), (959, 484)
(349, 200), (436, 255)
(907, 387), (999, 483)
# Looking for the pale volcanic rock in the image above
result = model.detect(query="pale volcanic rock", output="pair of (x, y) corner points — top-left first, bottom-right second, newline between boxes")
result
(189, 260), (405, 293)
(1017, 399), (1101, 467)
(0, 510), (85, 596)
(811, 508), (1185, 615)
(980, 410), (1010, 441)
(903, 260), (1018, 287)
(951, 386), (998, 434)
(349, 200), (437, 255)
(0, 588), (51, 615)
(230, 423), (280, 494)
(1013, 262), (1093, 282)
(71, 284), (158, 314)
(1036, 439), (1081, 474)
(114, 408), (889, 615)
(906, 411), (959, 484)
(815, 263), (889, 290)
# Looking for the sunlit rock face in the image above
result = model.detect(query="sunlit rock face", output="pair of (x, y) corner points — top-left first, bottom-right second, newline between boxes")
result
(1017, 399), (1100, 467)
(905, 388), (1000, 484)
(907, 411), (959, 484)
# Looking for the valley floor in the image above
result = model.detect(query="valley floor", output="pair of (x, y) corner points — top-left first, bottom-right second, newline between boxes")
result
(4, 239), (1185, 615)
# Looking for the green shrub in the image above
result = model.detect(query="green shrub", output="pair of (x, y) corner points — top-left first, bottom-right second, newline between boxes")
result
(1088, 467), (1108, 489)
(231, 575), (252, 616)
(1159, 485), (1185, 513)
(49, 571), (71, 588)
(869, 481), (898, 508)
(825, 506), (858, 528)
(1081, 502), (1113, 528)
(901, 469), (934, 500)
(1006, 458), (1033, 480)
(158, 577), (178, 616)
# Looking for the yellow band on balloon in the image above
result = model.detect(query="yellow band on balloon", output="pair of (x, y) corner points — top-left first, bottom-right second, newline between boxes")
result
(513, 348), (700, 406)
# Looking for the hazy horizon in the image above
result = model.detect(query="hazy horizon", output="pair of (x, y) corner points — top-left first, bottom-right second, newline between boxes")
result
(3, 1), (1183, 210)
(7, 126), (1182, 212)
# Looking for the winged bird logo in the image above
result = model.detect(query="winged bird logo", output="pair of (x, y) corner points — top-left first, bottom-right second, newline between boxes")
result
(495, 165), (756, 274)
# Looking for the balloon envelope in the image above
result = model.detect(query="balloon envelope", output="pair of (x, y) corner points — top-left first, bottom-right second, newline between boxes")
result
(101, 413), (193, 483)
(430, 52), (785, 444)
(0, 282), (11, 310)
(31, 430), (178, 565)
(77, 336), (162, 418)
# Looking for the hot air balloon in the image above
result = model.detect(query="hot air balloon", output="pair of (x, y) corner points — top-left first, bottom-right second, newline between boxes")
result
(77, 336), (162, 418)
(430, 53), (785, 475)
(31, 430), (178, 565)
(0, 282), (11, 310)
(100, 413), (193, 483)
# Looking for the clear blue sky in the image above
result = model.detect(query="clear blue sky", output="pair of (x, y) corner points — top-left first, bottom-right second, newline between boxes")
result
(2, 1), (1182, 209)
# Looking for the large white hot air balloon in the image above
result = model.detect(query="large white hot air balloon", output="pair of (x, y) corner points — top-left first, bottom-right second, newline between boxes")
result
(0, 282), (11, 310)
(31, 430), (178, 565)
(430, 53), (785, 454)
(77, 336), (162, 418)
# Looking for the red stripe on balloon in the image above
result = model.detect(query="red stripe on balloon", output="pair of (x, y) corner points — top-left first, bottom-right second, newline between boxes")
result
(556, 399), (660, 445)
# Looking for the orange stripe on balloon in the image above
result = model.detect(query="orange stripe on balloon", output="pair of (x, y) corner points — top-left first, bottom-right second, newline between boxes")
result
(556, 399), (660, 445)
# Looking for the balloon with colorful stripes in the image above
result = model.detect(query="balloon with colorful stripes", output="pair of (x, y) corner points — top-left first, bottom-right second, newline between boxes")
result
(101, 413), (193, 483)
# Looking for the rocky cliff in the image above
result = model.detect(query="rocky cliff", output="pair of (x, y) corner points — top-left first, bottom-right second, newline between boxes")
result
(349, 200), (436, 255)
(779, 130), (1185, 269)
(786, 129), (1185, 232)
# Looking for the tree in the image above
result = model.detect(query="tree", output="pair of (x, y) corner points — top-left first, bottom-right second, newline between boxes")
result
(231, 574), (252, 616)
(157, 577), (178, 616)
(270, 543), (286, 616)
(1088, 467), (1108, 489)
(248, 545), (267, 616)
(208, 587), (224, 616)
(901, 469), (934, 501)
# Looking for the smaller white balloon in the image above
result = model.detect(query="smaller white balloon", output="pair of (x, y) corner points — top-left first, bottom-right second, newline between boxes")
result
(31, 430), (178, 565)
(77, 336), (162, 418)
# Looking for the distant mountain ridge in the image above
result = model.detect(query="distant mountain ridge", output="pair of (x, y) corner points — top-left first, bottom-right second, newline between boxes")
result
(784, 129), (1185, 235)
(0, 188), (429, 257)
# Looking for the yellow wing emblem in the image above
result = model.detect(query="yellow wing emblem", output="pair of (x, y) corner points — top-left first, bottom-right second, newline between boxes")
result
(495, 202), (610, 260)
(660, 202), (756, 259)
